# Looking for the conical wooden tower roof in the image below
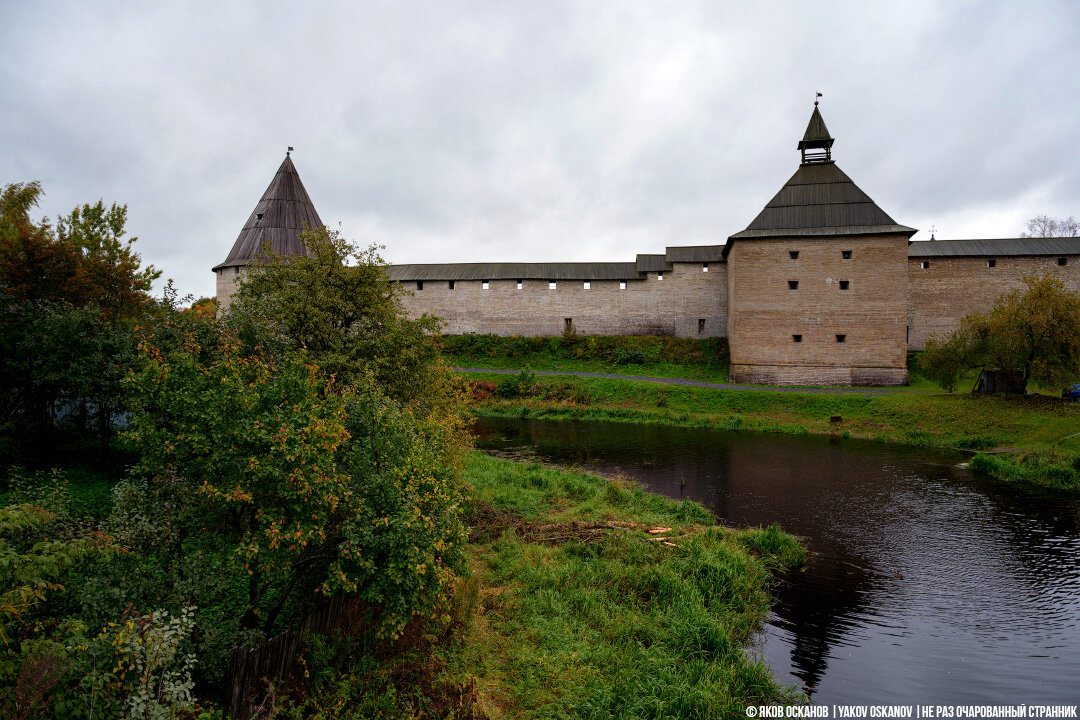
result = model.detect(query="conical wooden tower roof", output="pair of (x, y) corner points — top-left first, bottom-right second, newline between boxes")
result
(213, 154), (324, 271)
(725, 108), (914, 255)
(798, 106), (834, 150)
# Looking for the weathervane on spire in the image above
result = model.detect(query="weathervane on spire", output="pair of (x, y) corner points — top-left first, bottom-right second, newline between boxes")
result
(287, 146), (294, 156)
(814, 92), (822, 107)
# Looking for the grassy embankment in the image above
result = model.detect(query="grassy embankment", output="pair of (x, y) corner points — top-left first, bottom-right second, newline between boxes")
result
(289, 452), (805, 719)
(447, 335), (1080, 493)
(440, 333), (731, 382)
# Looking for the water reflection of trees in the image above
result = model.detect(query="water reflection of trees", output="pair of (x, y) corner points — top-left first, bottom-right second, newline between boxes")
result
(769, 556), (877, 694)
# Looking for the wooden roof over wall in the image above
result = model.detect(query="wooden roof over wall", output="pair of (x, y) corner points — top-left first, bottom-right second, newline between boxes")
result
(387, 262), (643, 282)
(386, 245), (726, 281)
(908, 237), (1080, 257)
(213, 154), (324, 271)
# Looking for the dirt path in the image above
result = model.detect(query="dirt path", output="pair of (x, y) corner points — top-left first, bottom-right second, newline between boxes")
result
(453, 367), (907, 395)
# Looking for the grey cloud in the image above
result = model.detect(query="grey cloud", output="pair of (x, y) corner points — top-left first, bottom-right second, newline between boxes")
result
(2, 1), (1078, 299)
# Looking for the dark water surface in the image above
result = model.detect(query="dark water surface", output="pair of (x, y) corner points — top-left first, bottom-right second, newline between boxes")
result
(472, 416), (1080, 705)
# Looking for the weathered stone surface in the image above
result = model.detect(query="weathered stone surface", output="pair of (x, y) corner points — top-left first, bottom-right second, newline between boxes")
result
(907, 255), (1080, 349)
(727, 235), (909, 386)
(215, 267), (244, 313)
(218, 244), (1080, 387)
(396, 262), (727, 338)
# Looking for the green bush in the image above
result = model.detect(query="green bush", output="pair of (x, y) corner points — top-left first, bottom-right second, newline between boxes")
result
(440, 334), (730, 369)
(495, 368), (537, 399)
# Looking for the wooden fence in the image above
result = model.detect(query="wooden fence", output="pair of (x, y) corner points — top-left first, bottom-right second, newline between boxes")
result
(223, 594), (366, 720)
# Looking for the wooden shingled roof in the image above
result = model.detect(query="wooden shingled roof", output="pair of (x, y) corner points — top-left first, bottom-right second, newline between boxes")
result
(725, 109), (915, 255)
(798, 106), (834, 150)
(213, 154), (324, 271)
(908, 237), (1080, 257)
(387, 262), (643, 282)
(386, 245), (726, 282)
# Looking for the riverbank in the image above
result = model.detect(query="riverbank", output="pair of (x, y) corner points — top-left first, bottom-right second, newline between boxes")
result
(462, 371), (1080, 493)
(288, 452), (806, 718)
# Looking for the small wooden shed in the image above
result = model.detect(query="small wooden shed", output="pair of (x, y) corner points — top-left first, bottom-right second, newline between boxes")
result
(972, 369), (1024, 395)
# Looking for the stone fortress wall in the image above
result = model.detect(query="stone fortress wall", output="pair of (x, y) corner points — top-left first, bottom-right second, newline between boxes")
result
(219, 240), (1080, 352)
(905, 251), (1080, 350)
(395, 261), (727, 338)
(388, 241), (1080, 351)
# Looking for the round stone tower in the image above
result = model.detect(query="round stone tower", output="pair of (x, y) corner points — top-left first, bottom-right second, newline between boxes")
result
(213, 151), (324, 311)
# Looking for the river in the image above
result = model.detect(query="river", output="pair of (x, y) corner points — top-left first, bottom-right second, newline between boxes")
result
(472, 416), (1080, 705)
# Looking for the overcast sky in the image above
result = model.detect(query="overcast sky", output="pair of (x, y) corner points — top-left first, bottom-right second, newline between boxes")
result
(3, 1), (1078, 300)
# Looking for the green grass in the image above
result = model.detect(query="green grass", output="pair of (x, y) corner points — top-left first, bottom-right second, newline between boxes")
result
(463, 372), (1080, 493)
(453, 454), (806, 719)
(441, 334), (731, 383)
(449, 353), (732, 383)
(287, 453), (806, 719)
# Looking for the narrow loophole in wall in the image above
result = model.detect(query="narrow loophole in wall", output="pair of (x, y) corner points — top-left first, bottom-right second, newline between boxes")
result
(836, 334), (846, 343)
(788, 280), (799, 290)
(987, 259), (996, 268)
(416, 281), (423, 291)
(698, 318), (706, 333)
(842, 250), (852, 259)
(792, 334), (802, 343)
(789, 250), (799, 259)
(839, 280), (850, 290)
(482, 280), (490, 290)
(448, 280), (455, 290)
(1058, 258), (1068, 266)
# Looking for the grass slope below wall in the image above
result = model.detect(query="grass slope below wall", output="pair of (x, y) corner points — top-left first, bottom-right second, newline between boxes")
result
(440, 334), (731, 382)
(464, 372), (1080, 494)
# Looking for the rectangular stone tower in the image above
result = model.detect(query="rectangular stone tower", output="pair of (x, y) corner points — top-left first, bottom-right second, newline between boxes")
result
(724, 106), (916, 386)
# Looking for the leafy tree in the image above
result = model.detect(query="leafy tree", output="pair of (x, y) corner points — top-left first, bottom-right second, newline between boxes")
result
(226, 226), (453, 412)
(121, 337), (467, 644)
(0, 182), (160, 454)
(56, 200), (160, 321)
(920, 276), (1080, 392)
(187, 296), (217, 319)
(0, 470), (118, 642)
(0, 184), (158, 318)
(0, 469), (119, 717)
(1020, 214), (1079, 238)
